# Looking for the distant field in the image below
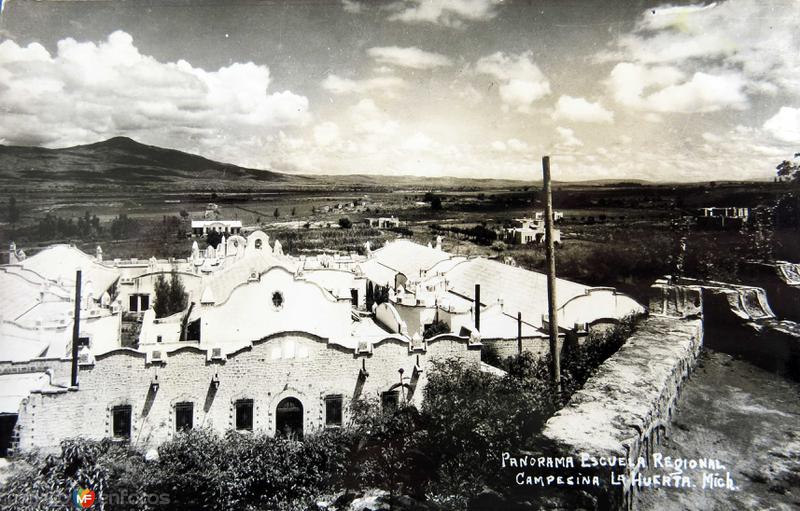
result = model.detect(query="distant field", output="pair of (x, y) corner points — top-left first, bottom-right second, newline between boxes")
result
(2, 181), (798, 305)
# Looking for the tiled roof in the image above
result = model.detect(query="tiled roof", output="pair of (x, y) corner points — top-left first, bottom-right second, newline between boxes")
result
(0, 268), (71, 322)
(358, 259), (398, 287)
(19, 245), (120, 293)
(444, 257), (590, 328)
(369, 239), (450, 281)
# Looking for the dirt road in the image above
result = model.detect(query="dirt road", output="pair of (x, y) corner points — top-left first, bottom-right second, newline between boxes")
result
(637, 350), (800, 511)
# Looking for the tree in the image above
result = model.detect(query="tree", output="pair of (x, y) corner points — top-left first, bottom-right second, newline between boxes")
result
(7, 197), (20, 225)
(110, 214), (139, 240)
(373, 286), (389, 306)
(274, 208), (280, 219)
(168, 272), (188, 314)
(338, 217), (352, 229)
(291, 207), (296, 216)
(206, 230), (222, 249)
(153, 272), (188, 318)
(776, 153), (800, 182)
(153, 274), (171, 318)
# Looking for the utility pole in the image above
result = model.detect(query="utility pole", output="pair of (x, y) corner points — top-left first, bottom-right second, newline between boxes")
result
(542, 156), (561, 393)
(71, 270), (82, 388)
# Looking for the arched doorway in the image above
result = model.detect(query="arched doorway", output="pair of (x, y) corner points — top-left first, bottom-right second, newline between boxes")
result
(275, 397), (303, 439)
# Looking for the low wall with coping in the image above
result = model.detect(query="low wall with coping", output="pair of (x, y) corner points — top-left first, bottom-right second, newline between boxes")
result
(542, 311), (703, 510)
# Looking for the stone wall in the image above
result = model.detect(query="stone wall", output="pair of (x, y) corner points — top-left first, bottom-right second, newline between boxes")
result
(13, 332), (480, 453)
(542, 314), (703, 510)
(740, 261), (800, 321)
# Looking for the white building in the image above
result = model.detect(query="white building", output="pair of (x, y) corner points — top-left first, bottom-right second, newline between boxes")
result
(191, 220), (242, 236)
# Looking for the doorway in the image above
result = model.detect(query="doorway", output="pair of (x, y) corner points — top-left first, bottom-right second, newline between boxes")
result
(0, 414), (18, 457)
(275, 397), (303, 440)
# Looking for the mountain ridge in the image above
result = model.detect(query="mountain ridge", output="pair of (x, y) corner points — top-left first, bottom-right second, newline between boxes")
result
(0, 136), (664, 191)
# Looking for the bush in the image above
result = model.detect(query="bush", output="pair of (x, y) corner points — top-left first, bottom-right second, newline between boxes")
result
(338, 217), (352, 229)
(422, 357), (557, 505)
(423, 320), (449, 339)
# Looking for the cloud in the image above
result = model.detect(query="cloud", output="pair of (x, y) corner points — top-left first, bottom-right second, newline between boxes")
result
(763, 107), (800, 144)
(556, 127), (583, 147)
(475, 51), (551, 113)
(0, 32), (309, 164)
(552, 95), (614, 123)
(367, 46), (452, 69)
(490, 138), (530, 153)
(601, 0), (800, 98)
(321, 74), (407, 96)
(341, 0), (364, 14)
(348, 98), (399, 135)
(607, 62), (747, 113)
(313, 122), (340, 147)
(490, 140), (507, 152)
(388, 0), (502, 27)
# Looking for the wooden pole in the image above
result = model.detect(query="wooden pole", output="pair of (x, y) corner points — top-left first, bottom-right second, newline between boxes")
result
(517, 311), (522, 355)
(474, 284), (481, 330)
(71, 270), (82, 388)
(542, 156), (561, 393)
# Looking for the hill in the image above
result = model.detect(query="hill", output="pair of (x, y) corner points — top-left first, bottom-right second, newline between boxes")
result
(0, 137), (305, 191)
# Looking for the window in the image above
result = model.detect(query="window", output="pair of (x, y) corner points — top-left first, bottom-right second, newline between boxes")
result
(112, 405), (132, 439)
(175, 402), (193, 432)
(381, 391), (399, 414)
(235, 399), (253, 431)
(129, 294), (150, 312)
(271, 291), (284, 310)
(325, 395), (343, 427)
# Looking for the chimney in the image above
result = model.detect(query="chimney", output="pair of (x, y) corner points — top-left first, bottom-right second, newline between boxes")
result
(474, 284), (481, 330)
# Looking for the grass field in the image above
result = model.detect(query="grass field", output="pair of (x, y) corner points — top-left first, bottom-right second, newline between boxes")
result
(2, 181), (798, 305)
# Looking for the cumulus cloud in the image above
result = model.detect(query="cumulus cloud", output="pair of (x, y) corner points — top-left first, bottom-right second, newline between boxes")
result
(556, 127), (583, 147)
(763, 107), (800, 144)
(388, 0), (503, 27)
(367, 46), (452, 69)
(0, 31), (309, 163)
(552, 95), (614, 123)
(313, 122), (340, 147)
(348, 98), (399, 135)
(607, 62), (747, 113)
(601, 0), (800, 109)
(321, 74), (407, 96)
(475, 51), (551, 113)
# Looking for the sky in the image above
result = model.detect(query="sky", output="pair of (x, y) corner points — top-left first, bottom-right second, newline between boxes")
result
(0, 0), (798, 182)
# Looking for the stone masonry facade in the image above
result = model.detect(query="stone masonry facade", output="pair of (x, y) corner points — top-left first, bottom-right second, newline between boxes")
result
(13, 332), (480, 453)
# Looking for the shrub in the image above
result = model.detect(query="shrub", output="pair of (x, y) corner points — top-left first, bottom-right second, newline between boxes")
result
(423, 320), (449, 339)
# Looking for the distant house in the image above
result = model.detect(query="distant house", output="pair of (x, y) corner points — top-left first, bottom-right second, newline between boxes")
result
(503, 218), (561, 245)
(534, 211), (564, 222)
(365, 216), (401, 229)
(191, 220), (242, 236)
(695, 207), (750, 229)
